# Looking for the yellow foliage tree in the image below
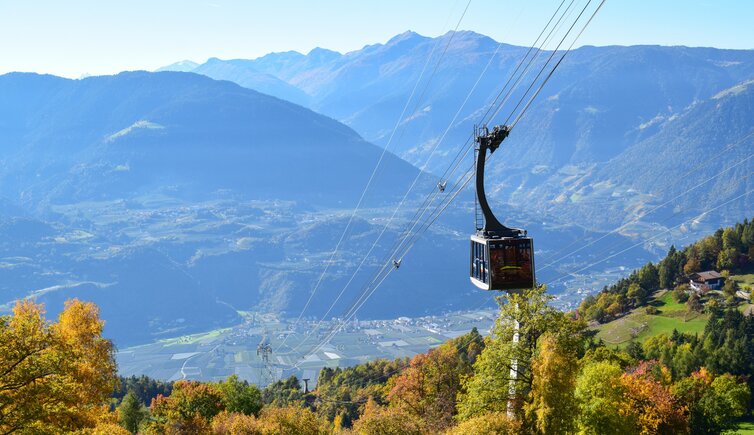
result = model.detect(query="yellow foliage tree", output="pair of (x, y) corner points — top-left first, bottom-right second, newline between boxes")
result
(352, 398), (423, 435)
(0, 299), (117, 434)
(444, 412), (520, 435)
(524, 332), (580, 434)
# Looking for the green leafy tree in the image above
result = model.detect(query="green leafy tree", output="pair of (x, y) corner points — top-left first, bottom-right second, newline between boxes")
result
(722, 277), (739, 297)
(672, 284), (690, 303)
(638, 262), (660, 293)
(717, 247), (738, 271)
(457, 286), (585, 420)
(262, 376), (304, 408)
(672, 369), (750, 434)
(218, 374), (262, 416)
(687, 293), (703, 313)
(627, 282), (649, 307)
(149, 380), (224, 432)
(113, 375), (173, 406)
(575, 360), (635, 434)
(117, 390), (148, 433)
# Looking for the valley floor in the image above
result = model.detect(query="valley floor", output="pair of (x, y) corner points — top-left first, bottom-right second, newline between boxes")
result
(116, 307), (497, 387)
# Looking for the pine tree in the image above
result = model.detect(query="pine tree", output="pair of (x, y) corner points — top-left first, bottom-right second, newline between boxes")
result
(118, 390), (147, 433)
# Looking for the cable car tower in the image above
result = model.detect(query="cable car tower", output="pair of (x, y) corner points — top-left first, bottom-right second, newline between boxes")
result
(256, 337), (275, 387)
(470, 124), (535, 291)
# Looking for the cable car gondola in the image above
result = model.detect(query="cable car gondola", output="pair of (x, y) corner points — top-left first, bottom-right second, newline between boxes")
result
(470, 125), (535, 291)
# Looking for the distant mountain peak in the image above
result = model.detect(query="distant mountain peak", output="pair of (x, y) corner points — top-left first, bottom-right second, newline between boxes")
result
(307, 47), (342, 60)
(385, 30), (427, 46)
(155, 60), (199, 73)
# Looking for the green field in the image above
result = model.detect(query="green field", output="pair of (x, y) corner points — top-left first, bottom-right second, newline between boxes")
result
(736, 418), (754, 434)
(731, 273), (754, 291)
(596, 291), (709, 346)
(159, 327), (231, 347)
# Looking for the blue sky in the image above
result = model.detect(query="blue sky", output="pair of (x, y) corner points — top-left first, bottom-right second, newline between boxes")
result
(1, 0), (752, 78)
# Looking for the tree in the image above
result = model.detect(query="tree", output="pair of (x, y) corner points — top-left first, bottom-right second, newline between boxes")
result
(386, 343), (463, 432)
(721, 227), (741, 252)
(314, 358), (409, 426)
(672, 284), (690, 303)
(210, 411), (259, 434)
(575, 361), (635, 434)
(352, 398), (423, 435)
(684, 256), (701, 275)
(255, 406), (326, 435)
(262, 376), (304, 407)
(716, 248), (738, 271)
(445, 412), (520, 435)
(672, 369), (750, 434)
(620, 361), (688, 434)
(687, 293), (703, 313)
(218, 375), (262, 417)
(457, 286), (585, 420)
(524, 332), (580, 434)
(638, 263), (660, 293)
(722, 279), (739, 298)
(113, 375), (173, 406)
(149, 380), (225, 432)
(627, 283), (649, 307)
(118, 390), (148, 433)
(0, 299), (117, 434)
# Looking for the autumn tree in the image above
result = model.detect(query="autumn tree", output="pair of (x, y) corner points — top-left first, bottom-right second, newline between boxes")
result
(149, 380), (225, 433)
(445, 412), (520, 435)
(254, 406), (326, 435)
(457, 286), (586, 421)
(386, 343), (462, 432)
(524, 332), (580, 434)
(672, 368), (751, 434)
(210, 410), (259, 434)
(0, 299), (117, 434)
(351, 398), (423, 435)
(620, 361), (687, 434)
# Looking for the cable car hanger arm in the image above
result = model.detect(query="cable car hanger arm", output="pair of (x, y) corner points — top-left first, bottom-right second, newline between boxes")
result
(475, 124), (524, 239)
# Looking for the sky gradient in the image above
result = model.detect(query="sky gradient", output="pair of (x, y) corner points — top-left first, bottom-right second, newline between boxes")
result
(1, 0), (752, 78)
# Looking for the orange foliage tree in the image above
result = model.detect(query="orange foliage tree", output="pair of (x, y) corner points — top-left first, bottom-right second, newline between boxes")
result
(620, 361), (687, 434)
(386, 343), (463, 432)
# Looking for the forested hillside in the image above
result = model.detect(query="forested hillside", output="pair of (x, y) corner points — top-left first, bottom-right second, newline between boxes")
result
(3, 221), (754, 433)
(580, 218), (754, 323)
(3, 286), (751, 434)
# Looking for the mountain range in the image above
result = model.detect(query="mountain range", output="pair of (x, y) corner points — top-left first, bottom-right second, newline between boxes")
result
(0, 31), (751, 346)
(163, 30), (754, 234)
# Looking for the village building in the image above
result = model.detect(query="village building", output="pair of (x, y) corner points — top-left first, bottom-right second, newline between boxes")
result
(689, 270), (725, 292)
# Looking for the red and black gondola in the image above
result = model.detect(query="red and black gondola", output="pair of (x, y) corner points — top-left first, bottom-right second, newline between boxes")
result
(469, 125), (536, 291)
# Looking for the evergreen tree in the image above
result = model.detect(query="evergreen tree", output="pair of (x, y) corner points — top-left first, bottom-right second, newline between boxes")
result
(118, 390), (148, 433)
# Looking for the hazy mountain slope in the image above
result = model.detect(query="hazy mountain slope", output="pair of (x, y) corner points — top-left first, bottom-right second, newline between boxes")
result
(183, 32), (754, 237)
(0, 71), (426, 345)
(524, 77), (754, 229)
(0, 72), (419, 209)
(192, 58), (311, 106)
